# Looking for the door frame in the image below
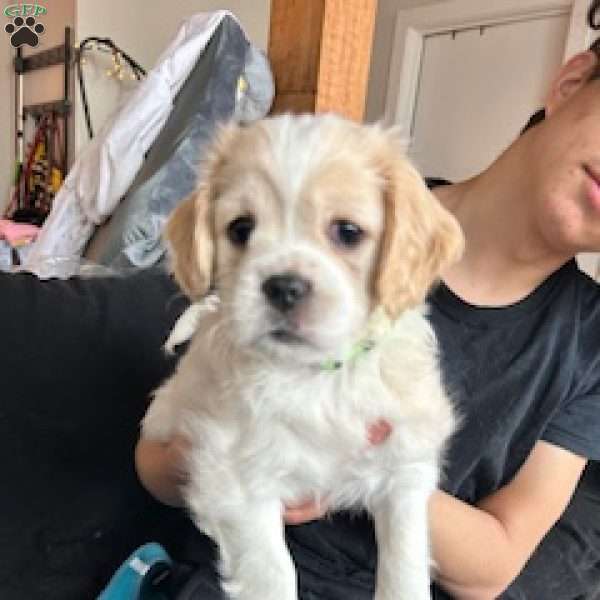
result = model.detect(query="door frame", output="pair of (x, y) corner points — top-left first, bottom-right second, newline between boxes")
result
(384, 0), (592, 131)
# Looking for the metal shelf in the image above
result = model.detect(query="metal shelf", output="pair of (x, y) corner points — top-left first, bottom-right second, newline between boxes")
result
(14, 43), (70, 74)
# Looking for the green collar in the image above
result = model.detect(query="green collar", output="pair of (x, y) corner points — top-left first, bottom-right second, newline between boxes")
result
(320, 339), (376, 372)
(318, 307), (393, 372)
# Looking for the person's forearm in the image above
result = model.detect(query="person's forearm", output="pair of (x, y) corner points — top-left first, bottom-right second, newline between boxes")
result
(134, 437), (187, 507)
(429, 491), (519, 599)
(431, 444), (586, 599)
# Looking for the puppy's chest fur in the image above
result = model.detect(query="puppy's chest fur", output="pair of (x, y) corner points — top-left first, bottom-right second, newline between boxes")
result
(144, 306), (455, 511)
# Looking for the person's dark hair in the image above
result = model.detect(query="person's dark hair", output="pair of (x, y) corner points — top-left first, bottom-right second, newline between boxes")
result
(522, 1), (600, 132)
(588, 0), (600, 72)
(589, 0), (600, 33)
(521, 108), (546, 133)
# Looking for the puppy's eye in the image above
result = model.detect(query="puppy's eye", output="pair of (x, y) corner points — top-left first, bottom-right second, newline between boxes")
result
(329, 220), (364, 248)
(227, 215), (255, 246)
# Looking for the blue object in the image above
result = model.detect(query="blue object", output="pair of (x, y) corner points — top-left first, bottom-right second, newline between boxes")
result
(97, 543), (173, 600)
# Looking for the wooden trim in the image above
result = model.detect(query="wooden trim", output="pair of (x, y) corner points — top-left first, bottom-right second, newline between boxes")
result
(315, 0), (377, 121)
(270, 92), (316, 114)
(268, 0), (376, 121)
(268, 0), (325, 113)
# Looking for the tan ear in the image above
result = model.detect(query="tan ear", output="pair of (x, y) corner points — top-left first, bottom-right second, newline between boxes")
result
(545, 51), (598, 116)
(163, 122), (242, 299)
(164, 190), (213, 300)
(375, 154), (464, 318)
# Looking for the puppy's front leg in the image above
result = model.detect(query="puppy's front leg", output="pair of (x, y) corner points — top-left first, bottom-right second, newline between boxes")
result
(206, 500), (298, 600)
(372, 474), (436, 600)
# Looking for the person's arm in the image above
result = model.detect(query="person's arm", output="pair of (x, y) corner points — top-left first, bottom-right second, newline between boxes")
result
(285, 440), (586, 599)
(135, 437), (190, 507)
(432, 440), (585, 599)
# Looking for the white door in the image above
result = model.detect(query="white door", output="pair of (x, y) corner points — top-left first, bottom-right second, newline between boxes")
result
(384, 0), (598, 277)
(410, 15), (569, 181)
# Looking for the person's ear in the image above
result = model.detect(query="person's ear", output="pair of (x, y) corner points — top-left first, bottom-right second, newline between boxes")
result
(546, 51), (599, 116)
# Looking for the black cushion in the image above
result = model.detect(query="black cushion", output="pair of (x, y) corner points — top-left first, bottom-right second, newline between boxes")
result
(0, 268), (193, 600)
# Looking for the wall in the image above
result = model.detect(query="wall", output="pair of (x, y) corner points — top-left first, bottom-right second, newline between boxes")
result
(366, 0), (451, 122)
(75, 0), (270, 154)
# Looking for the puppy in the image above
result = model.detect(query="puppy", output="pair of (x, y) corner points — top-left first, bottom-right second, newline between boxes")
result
(142, 114), (464, 600)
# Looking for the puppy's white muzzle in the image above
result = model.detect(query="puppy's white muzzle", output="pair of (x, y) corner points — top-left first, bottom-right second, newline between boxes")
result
(229, 243), (367, 364)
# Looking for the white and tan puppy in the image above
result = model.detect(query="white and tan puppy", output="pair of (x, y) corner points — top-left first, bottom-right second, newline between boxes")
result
(142, 114), (464, 600)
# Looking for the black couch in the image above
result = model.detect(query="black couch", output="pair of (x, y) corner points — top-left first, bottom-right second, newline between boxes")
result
(0, 268), (196, 599)
(1, 268), (599, 599)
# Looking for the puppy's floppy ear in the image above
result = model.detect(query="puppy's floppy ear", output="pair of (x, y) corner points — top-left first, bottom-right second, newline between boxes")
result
(375, 137), (464, 318)
(165, 190), (213, 300)
(164, 122), (241, 300)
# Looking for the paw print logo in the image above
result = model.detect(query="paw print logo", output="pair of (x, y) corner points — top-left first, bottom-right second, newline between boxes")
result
(5, 16), (45, 48)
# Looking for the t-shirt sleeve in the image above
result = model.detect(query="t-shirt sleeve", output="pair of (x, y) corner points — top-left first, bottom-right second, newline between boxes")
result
(542, 277), (600, 461)
(542, 390), (600, 460)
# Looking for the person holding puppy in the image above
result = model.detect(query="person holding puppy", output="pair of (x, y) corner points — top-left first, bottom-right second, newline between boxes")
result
(135, 5), (600, 600)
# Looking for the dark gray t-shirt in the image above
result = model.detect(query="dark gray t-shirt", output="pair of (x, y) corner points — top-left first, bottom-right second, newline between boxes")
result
(434, 258), (600, 502)
(286, 258), (600, 599)
(431, 258), (600, 599)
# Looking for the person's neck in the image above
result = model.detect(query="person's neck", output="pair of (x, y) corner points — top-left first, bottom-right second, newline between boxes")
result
(433, 140), (574, 307)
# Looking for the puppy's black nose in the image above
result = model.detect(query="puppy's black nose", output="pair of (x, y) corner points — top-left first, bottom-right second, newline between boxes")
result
(262, 273), (312, 312)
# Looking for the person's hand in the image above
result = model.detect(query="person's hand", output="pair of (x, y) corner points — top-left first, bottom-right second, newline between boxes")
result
(283, 419), (392, 525)
(285, 497), (329, 525)
(135, 434), (191, 507)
